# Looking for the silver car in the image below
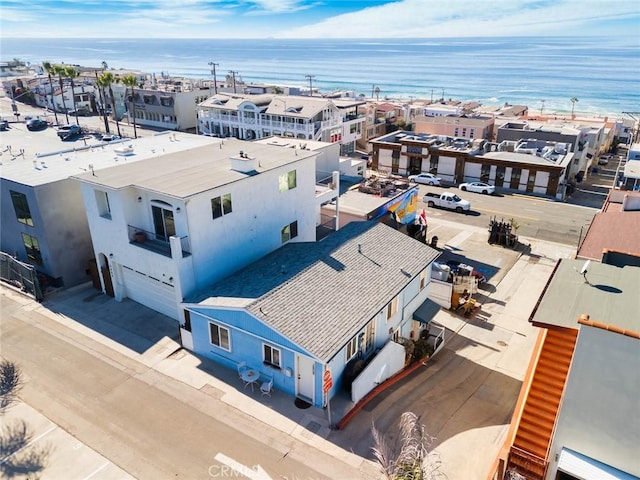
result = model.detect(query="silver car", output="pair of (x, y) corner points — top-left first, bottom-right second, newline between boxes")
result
(408, 173), (442, 186)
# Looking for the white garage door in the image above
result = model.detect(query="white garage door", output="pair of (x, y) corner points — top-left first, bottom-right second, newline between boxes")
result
(121, 266), (179, 319)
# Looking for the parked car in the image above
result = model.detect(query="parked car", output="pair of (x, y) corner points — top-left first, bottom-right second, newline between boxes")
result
(424, 192), (470, 213)
(57, 124), (82, 140)
(68, 107), (91, 116)
(101, 134), (120, 142)
(458, 181), (495, 195)
(597, 156), (609, 165)
(408, 173), (442, 186)
(26, 118), (49, 131)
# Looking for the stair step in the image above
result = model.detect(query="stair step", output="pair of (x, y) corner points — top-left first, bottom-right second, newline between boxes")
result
(520, 408), (557, 427)
(513, 428), (548, 459)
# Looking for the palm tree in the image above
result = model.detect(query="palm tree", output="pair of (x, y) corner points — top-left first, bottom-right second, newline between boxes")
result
(98, 71), (121, 137)
(374, 86), (381, 101)
(53, 64), (69, 124)
(42, 61), (59, 125)
(64, 65), (80, 125)
(570, 97), (579, 118)
(95, 72), (111, 133)
(121, 74), (138, 138)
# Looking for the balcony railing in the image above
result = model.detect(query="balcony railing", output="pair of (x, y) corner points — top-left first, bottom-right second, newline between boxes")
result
(127, 225), (191, 258)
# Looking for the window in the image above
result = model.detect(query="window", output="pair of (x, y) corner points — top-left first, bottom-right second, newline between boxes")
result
(152, 203), (175, 242)
(391, 149), (400, 160)
(21, 233), (42, 265)
(364, 321), (375, 353)
(469, 128), (475, 139)
(462, 128), (467, 137)
(209, 322), (230, 351)
(481, 164), (491, 183)
(10, 191), (33, 226)
(346, 337), (358, 362)
(420, 270), (427, 290)
(263, 344), (281, 368)
(454, 127), (459, 137)
(182, 310), (192, 332)
(386, 295), (399, 321)
(95, 190), (111, 219)
(211, 194), (232, 219)
(281, 221), (298, 243)
(279, 170), (297, 192)
(429, 156), (439, 173)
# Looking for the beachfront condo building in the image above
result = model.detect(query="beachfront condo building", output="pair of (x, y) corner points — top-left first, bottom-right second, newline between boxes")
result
(196, 93), (366, 155)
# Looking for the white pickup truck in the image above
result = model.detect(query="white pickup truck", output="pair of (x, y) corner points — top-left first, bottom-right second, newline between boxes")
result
(424, 192), (471, 213)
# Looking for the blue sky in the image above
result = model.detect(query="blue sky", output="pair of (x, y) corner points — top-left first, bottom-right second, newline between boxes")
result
(2, 0), (639, 38)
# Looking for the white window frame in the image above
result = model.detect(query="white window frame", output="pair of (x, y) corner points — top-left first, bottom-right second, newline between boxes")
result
(95, 190), (111, 219)
(209, 322), (231, 351)
(386, 295), (399, 322)
(263, 344), (281, 368)
(279, 170), (297, 192)
(346, 337), (358, 362)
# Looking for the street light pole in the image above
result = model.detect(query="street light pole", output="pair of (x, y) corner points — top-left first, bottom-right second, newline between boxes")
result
(208, 62), (219, 95)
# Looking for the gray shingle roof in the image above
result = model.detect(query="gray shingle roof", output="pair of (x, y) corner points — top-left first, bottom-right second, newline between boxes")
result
(193, 221), (440, 362)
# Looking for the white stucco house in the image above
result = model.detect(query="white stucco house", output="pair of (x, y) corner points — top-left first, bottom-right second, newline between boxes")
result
(73, 135), (335, 324)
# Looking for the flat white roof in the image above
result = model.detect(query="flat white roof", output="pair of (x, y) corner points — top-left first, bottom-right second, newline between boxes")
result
(1, 130), (218, 187)
(73, 137), (318, 198)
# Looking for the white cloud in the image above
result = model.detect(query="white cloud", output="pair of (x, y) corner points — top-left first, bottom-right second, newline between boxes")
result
(276, 0), (640, 38)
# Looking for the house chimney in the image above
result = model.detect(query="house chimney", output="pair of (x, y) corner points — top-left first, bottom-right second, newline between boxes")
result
(230, 151), (258, 173)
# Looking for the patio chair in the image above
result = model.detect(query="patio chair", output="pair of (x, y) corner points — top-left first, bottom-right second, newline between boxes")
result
(237, 361), (248, 378)
(260, 377), (273, 397)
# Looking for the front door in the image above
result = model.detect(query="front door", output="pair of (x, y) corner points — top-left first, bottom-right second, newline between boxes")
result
(296, 354), (315, 403)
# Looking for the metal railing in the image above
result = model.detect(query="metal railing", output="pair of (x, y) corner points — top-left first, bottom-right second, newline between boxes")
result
(127, 225), (191, 258)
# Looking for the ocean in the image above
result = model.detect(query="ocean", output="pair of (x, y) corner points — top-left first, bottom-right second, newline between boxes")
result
(3, 36), (639, 117)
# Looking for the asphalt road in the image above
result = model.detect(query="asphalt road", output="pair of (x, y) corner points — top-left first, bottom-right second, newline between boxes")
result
(1, 297), (352, 480)
(414, 184), (598, 247)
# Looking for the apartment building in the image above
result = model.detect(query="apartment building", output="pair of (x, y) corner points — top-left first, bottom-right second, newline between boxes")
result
(197, 93), (366, 155)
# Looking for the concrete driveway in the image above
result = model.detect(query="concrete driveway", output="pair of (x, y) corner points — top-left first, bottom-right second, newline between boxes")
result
(327, 220), (577, 479)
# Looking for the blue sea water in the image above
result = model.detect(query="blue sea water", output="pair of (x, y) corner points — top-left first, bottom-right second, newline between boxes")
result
(3, 36), (639, 117)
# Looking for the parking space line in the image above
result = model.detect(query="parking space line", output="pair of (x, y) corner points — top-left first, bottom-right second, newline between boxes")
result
(83, 461), (110, 480)
(476, 208), (539, 221)
(0, 425), (56, 465)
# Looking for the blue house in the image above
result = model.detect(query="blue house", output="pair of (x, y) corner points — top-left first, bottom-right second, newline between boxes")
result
(182, 221), (440, 407)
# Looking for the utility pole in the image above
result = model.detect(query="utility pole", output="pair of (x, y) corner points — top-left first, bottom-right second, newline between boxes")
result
(305, 74), (315, 97)
(430, 89), (434, 103)
(208, 62), (219, 95)
(540, 99), (545, 116)
(229, 70), (237, 94)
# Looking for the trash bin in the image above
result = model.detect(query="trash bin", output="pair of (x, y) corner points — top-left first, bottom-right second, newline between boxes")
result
(430, 236), (438, 248)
